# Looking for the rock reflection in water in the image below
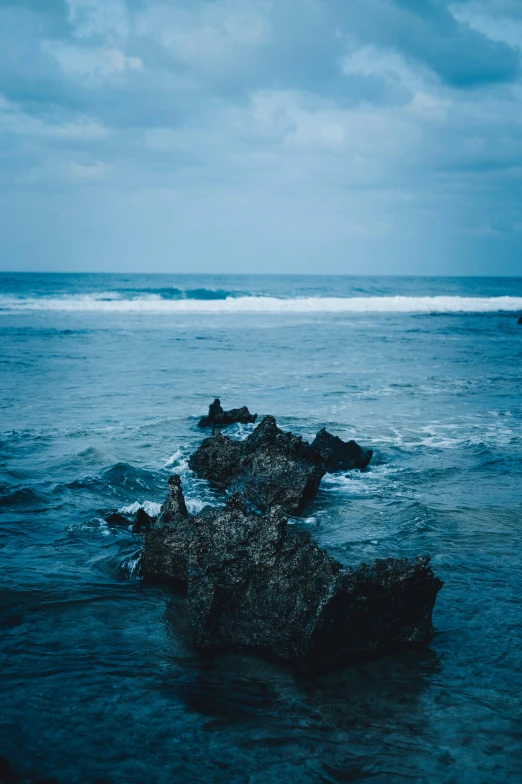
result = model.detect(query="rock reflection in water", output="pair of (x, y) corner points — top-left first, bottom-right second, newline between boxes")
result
(160, 596), (441, 783)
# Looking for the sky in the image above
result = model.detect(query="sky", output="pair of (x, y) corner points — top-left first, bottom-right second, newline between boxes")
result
(1, 0), (522, 275)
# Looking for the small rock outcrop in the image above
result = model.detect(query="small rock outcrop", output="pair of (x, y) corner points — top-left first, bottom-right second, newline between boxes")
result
(188, 430), (244, 489)
(132, 507), (155, 534)
(311, 428), (373, 472)
(518, 316), (522, 325)
(141, 476), (443, 669)
(141, 475), (192, 584)
(104, 512), (129, 527)
(104, 508), (156, 533)
(189, 416), (373, 514)
(198, 399), (257, 428)
(189, 416), (326, 514)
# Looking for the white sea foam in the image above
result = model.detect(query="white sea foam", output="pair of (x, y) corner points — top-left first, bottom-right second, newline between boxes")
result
(185, 497), (211, 514)
(1, 294), (522, 314)
(119, 500), (162, 517)
(121, 551), (142, 580)
(163, 447), (188, 471)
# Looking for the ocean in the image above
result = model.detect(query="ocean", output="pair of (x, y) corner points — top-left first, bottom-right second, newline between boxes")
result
(1, 273), (521, 783)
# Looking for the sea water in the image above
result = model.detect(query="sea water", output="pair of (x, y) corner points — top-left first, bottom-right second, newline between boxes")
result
(1, 274), (521, 783)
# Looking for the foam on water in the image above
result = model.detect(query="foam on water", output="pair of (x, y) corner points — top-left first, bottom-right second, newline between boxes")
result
(370, 420), (522, 450)
(121, 551), (142, 580)
(163, 447), (188, 470)
(2, 294), (522, 313)
(118, 500), (162, 517)
(321, 464), (403, 497)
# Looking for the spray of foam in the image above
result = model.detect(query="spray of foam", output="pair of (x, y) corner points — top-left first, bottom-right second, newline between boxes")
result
(1, 295), (522, 314)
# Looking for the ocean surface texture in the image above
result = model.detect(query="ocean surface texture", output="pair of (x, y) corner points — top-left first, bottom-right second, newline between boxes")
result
(1, 274), (521, 784)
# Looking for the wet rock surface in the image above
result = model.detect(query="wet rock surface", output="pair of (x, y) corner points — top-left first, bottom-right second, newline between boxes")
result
(229, 416), (325, 514)
(518, 316), (522, 324)
(141, 474), (193, 585)
(311, 427), (373, 472)
(189, 415), (372, 514)
(142, 410), (441, 669)
(198, 399), (257, 428)
(104, 508), (156, 533)
(188, 430), (244, 489)
(132, 507), (155, 534)
(104, 512), (129, 527)
(141, 476), (443, 669)
(190, 415), (325, 514)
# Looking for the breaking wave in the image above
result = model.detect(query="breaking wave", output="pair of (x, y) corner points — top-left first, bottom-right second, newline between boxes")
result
(1, 294), (522, 314)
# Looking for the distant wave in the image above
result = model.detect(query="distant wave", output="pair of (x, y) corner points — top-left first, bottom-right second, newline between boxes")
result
(1, 294), (522, 314)
(125, 287), (241, 300)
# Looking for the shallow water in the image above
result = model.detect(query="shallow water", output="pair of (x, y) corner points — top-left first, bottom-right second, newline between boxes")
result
(1, 274), (521, 783)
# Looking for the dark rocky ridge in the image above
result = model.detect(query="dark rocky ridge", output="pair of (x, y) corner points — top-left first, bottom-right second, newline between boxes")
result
(518, 316), (522, 324)
(189, 415), (371, 515)
(141, 475), (443, 669)
(198, 399), (257, 428)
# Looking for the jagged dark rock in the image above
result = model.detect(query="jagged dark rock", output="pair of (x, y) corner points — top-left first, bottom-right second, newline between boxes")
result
(198, 399), (257, 428)
(188, 430), (244, 489)
(189, 415), (325, 514)
(189, 416), (373, 513)
(231, 416), (325, 513)
(141, 476), (443, 669)
(141, 474), (193, 584)
(132, 507), (155, 534)
(311, 428), (373, 472)
(104, 509), (156, 533)
(104, 512), (130, 526)
(518, 316), (522, 325)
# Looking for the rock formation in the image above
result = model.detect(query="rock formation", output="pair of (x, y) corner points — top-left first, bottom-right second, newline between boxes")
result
(104, 512), (130, 527)
(189, 416), (325, 514)
(518, 316), (522, 325)
(311, 427), (373, 472)
(141, 475), (192, 586)
(189, 415), (372, 514)
(132, 507), (155, 534)
(141, 475), (443, 669)
(198, 399), (257, 428)
(104, 508), (156, 533)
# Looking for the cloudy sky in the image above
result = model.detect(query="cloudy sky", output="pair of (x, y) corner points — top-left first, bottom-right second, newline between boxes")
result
(1, 0), (522, 274)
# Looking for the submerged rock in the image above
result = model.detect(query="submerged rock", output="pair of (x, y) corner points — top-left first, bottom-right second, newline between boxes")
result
(189, 415), (325, 514)
(141, 476), (443, 669)
(198, 399), (257, 428)
(518, 316), (522, 325)
(311, 428), (373, 472)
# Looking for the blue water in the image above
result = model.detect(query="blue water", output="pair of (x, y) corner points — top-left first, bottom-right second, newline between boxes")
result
(1, 274), (522, 783)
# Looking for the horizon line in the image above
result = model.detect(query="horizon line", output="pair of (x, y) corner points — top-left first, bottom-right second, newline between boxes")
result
(2, 271), (522, 279)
